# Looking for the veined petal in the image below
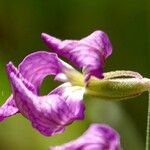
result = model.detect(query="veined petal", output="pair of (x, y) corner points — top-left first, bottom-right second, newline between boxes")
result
(6, 63), (85, 136)
(50, 83), (85, 120)
(49, 124), (121, 150)
(0, 95), (18, 121)
(18, 51), (74, 94)
(0, 51), (75, 121)
(41, 30), (112, 82)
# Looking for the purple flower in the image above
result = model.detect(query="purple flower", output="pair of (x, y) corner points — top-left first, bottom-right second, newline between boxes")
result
(49, 124), (121, 150)
(0, 30), (113, 136)
(0, 52), (85, 136)
(41, 30), (112, 82)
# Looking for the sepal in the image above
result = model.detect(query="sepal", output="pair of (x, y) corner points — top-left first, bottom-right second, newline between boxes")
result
(86, 71), (150, 100)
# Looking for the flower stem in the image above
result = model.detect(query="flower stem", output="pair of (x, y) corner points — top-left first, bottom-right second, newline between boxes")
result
(146, 91), (150, 150)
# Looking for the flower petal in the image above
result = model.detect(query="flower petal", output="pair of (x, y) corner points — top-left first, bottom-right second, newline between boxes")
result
(0, 51), (75, 121)
(49, 124), (121, 150)
(0, 95), (18, 121)
(50, 82), (85, 120)
(41, 30), (112, 82)
(6, 63), (85, 136)
(18, 51), (74, 94)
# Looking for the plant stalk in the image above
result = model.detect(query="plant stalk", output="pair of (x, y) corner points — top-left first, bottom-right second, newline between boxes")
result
(146, 91), (150, 150)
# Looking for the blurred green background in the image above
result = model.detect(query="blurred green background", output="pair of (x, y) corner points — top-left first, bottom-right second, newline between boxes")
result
(0, 0), (149, 150)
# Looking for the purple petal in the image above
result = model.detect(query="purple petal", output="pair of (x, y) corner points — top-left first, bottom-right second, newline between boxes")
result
(0, 51), (74, 121)
(18, 51), (74, 94)
(0, 95), (18, 121)
(41, 30), (112, 82)
(50, 83), (85, 120)
(6, 63), (84, 136)
(49, 124), (121, 150)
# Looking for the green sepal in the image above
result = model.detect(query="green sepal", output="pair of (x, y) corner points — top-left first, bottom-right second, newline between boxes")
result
(86, 77), (150, 100)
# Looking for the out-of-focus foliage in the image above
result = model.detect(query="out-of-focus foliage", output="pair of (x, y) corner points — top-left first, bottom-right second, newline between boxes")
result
(0, 0), (148, 150)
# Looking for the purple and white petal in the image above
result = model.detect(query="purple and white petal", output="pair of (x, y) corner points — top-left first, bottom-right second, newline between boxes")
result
(41, 30), (112, 82)
(49, 124), (121, 150)
(6, 63), (85, 136)
(50, 82), (85, 120)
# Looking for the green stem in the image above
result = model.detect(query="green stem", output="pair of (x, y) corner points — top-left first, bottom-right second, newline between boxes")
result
(146, 91), (150, 150)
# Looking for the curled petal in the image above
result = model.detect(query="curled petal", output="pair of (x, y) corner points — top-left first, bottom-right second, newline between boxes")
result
(18, 51), (74, 94)
(6, 63), (84, 136)
(41, 30), (112, 82)
(0, 51), (75, 121)
(49, 124), (121, 150)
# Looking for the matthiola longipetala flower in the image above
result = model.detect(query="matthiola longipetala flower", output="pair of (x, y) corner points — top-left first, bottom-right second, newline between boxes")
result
(49, 124), (121, 150)
(0, 31), (113, 136)
(1, 30), (150, 149)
